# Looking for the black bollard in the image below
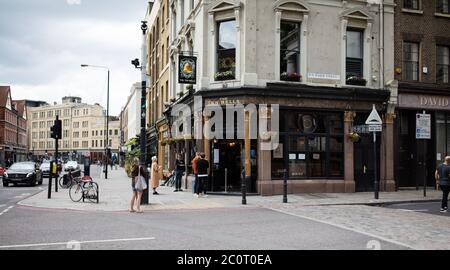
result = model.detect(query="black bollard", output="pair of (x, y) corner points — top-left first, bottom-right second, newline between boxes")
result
(241, 170), (247, 205)
(48, 161), (53, 199)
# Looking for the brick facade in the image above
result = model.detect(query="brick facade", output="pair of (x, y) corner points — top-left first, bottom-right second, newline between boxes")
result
(394, 0), (450, 86)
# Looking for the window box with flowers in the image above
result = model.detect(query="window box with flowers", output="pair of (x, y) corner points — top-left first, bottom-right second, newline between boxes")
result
(215, 71), (235, 81)
(346, 76), (367, 86)
(280, 72), (302, 82)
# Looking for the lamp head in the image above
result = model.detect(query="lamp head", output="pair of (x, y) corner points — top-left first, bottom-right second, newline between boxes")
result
(141, 21), (148, 34)
(131, 58), (140, 69)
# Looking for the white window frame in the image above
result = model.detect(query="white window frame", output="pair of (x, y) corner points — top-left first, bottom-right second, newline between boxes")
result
(340, 8), (373, 87)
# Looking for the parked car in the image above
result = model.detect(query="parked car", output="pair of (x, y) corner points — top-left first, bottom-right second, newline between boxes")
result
(3, 162), (43, 187)
(39, 160), (51, 177)
(64, 161), (79, 172)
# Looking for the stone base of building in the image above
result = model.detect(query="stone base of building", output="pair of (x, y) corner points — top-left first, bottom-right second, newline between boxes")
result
(258, 180), (355, 196)
(381, 180), (396, 192)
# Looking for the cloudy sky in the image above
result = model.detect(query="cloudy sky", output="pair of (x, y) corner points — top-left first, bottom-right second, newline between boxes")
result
(0, 0), (147, 115)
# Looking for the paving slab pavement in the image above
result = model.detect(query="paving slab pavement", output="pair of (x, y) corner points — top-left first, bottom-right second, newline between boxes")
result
(17, 167), (442, 212)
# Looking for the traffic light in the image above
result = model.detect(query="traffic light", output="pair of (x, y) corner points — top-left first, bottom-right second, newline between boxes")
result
(50, 119), (62, 139)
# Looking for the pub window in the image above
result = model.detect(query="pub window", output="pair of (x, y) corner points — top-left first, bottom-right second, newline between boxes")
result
(437, 0), (450, 13)
(404, 0), (420, 10)
(216, 20), (236, 81)
(437, 45), (450, 84)
(271, 112), (344, 179)
(346, 29), (365, 86)
(403, 42), (419, 81)
(280, 21), (301, 82)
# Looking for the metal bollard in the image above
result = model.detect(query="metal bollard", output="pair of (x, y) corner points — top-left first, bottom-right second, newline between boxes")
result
(241, 170), (247, 205)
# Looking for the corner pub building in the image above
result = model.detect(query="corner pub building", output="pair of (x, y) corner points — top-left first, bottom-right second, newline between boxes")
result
(167, 0), (397, 195)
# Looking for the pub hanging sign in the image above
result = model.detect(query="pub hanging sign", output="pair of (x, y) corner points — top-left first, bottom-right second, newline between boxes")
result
(178, 55), (197, 84)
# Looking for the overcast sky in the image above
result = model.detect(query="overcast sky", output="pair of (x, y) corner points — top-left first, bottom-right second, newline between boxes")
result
(0, 0), (147, 116)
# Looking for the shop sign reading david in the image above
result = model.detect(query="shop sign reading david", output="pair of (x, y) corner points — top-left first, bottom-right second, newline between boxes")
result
(178, 55), (197, 84)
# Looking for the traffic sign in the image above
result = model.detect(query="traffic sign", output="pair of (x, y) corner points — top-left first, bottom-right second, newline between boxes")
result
(416, 113), (431, 139)
(368, 125), (382, 132)
(365, 104), (383, 125)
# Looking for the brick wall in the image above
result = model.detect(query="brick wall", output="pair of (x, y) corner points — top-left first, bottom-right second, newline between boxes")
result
(394, 0), (450, 85)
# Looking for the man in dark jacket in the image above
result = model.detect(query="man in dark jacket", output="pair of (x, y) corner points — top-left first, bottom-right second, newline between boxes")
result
(435, 156), (450, 213)
(174, 154), (185, 192)
(196, 153), (209, 197)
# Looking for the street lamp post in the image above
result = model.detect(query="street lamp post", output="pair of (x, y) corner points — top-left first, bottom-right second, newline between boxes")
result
(131, 21), (149, 204)
(81, 64), (110, 179)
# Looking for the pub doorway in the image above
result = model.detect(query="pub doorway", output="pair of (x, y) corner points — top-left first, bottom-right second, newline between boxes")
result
(210, 140), (257, 193)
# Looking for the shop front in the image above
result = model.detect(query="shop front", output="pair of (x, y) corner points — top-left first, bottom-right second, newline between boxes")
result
(197, 84), (392, 195)
(396, 92), (450, 189)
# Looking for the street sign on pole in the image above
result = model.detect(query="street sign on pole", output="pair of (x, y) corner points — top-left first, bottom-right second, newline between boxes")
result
(416, 113), (431, 139)
(416, 112), (431, 197)
(368, 125), (382, 132)
(365, 105), (383, 200)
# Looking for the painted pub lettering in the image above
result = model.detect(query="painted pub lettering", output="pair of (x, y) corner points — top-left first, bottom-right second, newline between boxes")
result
(420, 96), (450, 107)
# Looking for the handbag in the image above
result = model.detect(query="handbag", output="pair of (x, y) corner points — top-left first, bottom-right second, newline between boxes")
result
(135, 166), (147, 191)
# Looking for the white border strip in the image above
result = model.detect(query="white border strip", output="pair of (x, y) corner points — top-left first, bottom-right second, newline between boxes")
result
(268, 207), (416, 250)
(0, 237), (156, 249)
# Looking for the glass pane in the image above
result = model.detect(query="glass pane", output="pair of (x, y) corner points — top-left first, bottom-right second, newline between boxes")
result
(309, 152), (326, 177)
(289, 158), (306, 178)
(448, 114), (450, 155)
(308, 136), (326, 152)
(280, 21), (300, 78)
(329, 137), (344, 152)
(437, 46), (450, 65)
(329, 114), (344, 135)
(436, 112), (446, 162)
(329, 152), (344, 177)
(346, 31), (362, 59)
(272, 136), (286, 179)
(218, 20), (236, 49)
(289, 136), (306, 151)
(404, 42), (419, 61)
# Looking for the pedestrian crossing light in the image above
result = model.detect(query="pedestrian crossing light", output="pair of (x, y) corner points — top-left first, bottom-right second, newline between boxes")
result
(50, 119), (62, 139)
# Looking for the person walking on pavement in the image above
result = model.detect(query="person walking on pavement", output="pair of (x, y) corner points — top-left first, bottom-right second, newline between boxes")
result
(196, 153), (209, 198)
(435, 156), (450, 213)
(191, 152), (200, 194)
(174, 153), (185, 192)
(150, 156), (161, 195)
(130, 157), (146, 213)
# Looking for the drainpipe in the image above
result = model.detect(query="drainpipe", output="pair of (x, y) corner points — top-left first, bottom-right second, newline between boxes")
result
(379, 1), (384, 89)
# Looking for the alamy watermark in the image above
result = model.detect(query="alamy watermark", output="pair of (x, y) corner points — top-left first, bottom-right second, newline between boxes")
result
(170, 97), (279, 151)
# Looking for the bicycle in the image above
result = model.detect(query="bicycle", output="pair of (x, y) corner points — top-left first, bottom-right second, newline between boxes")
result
(69, 175), (99, 203)
(59, 172), (76, 189)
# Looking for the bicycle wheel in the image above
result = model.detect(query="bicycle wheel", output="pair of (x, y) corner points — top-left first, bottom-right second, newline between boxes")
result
(59, 175), (70, 189)
(69, 184), (83, 202)
(85, 182), (99, 203)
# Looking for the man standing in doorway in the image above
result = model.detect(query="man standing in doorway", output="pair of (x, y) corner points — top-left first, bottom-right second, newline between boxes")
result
(435, 156), (450, 213)
(196, 153), (209, 198)
(191, 152), (200, 194)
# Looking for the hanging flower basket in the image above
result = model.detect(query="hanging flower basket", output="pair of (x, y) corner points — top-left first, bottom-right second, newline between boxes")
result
(177, 91), (185, 97)
(347, 132), (361, 143)
(215, 71), (235, 81)
(281, 72), (302, 82)
(346, 76), (367, 86)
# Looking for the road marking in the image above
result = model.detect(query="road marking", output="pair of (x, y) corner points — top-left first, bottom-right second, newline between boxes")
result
(268, 207), (415, 250)
(0, 237), (156, 249)
(0, 206), (13, 216)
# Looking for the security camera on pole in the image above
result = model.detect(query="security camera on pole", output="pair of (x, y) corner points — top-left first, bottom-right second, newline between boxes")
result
(365, 105), (382, 199)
